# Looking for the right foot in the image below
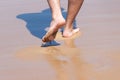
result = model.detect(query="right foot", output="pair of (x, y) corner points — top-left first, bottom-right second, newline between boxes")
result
(63, 28), (80, 38)
(42, 18), (65, 42)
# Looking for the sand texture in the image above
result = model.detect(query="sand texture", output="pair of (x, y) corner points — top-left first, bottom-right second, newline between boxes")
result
(0, 0), (120, 80)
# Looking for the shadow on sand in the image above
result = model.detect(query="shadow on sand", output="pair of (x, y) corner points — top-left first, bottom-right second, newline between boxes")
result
(16, 8), (77, 47)
(16, 8), (83, 79)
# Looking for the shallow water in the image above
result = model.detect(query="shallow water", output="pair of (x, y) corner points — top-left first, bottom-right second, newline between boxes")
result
(0, 0), (120, 80)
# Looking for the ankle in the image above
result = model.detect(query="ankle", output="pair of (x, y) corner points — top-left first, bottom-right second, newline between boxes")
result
(64, 25), (73, 31)
(52, 14), (64, 20)
(52, 17), (66, 25)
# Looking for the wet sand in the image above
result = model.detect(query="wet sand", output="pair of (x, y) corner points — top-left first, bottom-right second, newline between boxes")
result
(0, 0), (120, 80)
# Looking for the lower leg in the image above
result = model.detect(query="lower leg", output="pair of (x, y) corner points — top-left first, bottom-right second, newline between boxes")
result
(47, 0), (64, 21)
(42, 0), (65, 42)
(63, 0), (84, 37)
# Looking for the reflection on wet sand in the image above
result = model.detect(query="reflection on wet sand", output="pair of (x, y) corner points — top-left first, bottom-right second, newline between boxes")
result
(16, 32), (87, 80)
(44, 38), (84, 80)
(16, 32), (120, 80)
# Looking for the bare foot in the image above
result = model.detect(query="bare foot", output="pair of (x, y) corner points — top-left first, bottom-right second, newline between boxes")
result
(63, 28), (80, 38)
(42, 18), (65, 42)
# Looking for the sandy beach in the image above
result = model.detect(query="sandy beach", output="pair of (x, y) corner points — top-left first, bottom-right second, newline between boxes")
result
(0, 0), (120, 80)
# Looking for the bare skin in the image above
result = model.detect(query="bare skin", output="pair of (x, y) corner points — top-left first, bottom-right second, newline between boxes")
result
(42, 0), (65, 42)
(63, 0), (84, 37)
(42, 0), (84, 42)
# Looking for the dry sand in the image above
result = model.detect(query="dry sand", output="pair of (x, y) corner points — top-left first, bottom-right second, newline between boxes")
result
(0, 0), (120, 80)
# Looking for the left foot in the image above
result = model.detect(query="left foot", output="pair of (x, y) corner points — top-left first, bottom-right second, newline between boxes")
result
(42, 18), (65, 42)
